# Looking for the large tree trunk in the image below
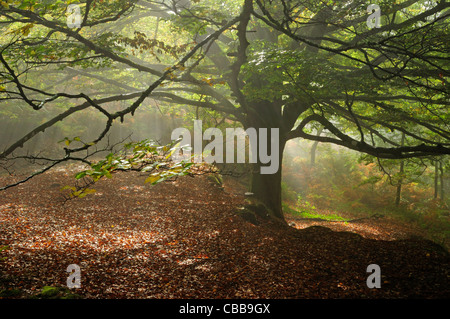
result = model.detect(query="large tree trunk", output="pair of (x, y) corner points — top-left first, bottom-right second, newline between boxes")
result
(244, 99), (288, 224)
(250, 138), (286, 222)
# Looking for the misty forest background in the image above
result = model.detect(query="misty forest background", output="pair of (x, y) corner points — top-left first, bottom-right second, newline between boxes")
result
(0, 0), (449, 299)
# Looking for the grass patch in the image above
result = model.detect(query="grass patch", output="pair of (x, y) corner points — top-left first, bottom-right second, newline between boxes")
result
(296, 210), (350, 221)
(0, 284), (83, 299)
(282, 203), (350, 222)
(30, 286), (82, 299)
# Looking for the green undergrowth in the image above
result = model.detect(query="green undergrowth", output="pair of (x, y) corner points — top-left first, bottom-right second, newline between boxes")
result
(0, 285), (82, 299)
(282, 203), (350, 222)
(32, 286), (82, 299)
(282, 200), (449, 250)
(387, 205), (450, 249)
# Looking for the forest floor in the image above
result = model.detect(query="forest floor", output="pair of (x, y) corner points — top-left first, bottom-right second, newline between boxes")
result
(0, 166), (449, 299)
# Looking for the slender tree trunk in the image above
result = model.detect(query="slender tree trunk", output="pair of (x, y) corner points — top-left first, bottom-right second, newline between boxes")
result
(435, 160), (439, 199)
(395, 132), (406, 206)
(439, 160), (445, 201)
(395, 163), (404, 206)
(154, 17), (160, 39)
(310, 127), (323, 166)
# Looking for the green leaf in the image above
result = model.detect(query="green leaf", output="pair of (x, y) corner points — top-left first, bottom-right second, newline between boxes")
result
(77, 192), (88, 198)
(166, 142), (180, 159)
(83, 188), (96, 194)
(145, 174), (160, 184)
(75, 171), (87, 179)
(61, 185), (76, 191)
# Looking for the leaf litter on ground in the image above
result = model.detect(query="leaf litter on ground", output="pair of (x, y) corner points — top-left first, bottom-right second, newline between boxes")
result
(0, 168), (449, 299)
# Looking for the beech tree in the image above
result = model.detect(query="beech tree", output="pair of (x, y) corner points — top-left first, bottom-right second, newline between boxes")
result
(1, 0), (449, 223)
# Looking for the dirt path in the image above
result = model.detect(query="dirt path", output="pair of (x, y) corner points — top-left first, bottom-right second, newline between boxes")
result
(287, 215), (429, 242)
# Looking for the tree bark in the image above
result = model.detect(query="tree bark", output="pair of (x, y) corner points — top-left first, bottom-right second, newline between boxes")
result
(435, 160), (439, 199)
(250, 138), (286, 222)
(310, 127), (323, 166)
(395, 166), (403, 206)
(245, 100), (287, 223)
(439, 160), (445, 201)
(395, 132), (406, 206)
